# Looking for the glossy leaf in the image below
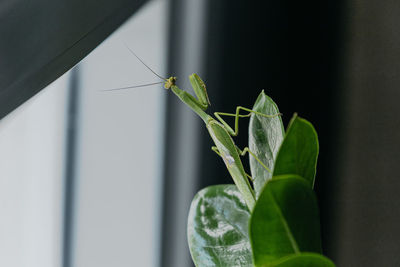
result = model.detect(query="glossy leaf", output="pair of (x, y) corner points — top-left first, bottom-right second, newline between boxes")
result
(249, 90), (285, 198)
(187, 185), (253, 267)
(250, 175), (322, 266)
(272, 114), (319, 187)
(269, 253), (336, 267)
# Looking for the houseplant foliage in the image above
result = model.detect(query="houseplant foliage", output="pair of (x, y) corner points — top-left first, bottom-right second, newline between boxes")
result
(187, 91), (335, 267)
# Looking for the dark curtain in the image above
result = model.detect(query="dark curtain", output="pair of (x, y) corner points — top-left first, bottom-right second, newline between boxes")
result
(163, 0), (400, 266)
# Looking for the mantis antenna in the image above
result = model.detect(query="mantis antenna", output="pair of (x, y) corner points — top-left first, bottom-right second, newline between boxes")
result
(102, 81), (164, 92)
(102, 44), (175, 92)
(123, 42), (167, 80)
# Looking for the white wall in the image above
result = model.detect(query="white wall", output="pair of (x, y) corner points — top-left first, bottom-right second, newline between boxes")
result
(72, 1), (166, 267)
(0, 0), (166, 266)
(0, 74), (69, 267)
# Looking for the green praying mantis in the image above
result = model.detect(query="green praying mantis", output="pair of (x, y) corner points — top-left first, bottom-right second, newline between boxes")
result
(105, 49), (280, 210)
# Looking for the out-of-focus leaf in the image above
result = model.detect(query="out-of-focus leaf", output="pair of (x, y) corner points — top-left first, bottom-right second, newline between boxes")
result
(187, 185), (253, 267)
(249, 175), (322, 266)
(269, 253), (336, 267)
(272, 114), (319, 187)
(249, 90), (284, 197)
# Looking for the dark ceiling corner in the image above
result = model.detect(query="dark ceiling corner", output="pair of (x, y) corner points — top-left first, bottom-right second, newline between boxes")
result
(0, 0), (148, 120)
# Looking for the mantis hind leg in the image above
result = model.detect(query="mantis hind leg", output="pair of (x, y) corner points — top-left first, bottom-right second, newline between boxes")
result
(211, 146), (254, 182)
(236, 146), (272, 174)
(214, 106), (281, 137)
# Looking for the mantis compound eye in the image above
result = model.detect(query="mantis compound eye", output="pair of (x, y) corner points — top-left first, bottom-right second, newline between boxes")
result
(164, 76), (177, 89)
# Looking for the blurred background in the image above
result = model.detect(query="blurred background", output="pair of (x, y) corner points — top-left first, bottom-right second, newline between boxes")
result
(0, 0), (400, 266)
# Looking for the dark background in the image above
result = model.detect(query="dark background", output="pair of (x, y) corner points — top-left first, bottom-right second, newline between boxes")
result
(1, 0), (400, 266)
(164, 0), (400, 266)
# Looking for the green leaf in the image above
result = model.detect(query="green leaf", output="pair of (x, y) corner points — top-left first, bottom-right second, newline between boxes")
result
(187, 185), (253, 267)
(269, 253), (336, 267)
(272, 114), (319, 187)
(250, 175), (322, 266)
(249, 90), (285, 197)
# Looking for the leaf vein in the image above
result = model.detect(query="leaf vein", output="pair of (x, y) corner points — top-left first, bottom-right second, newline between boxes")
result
(269, 190), (300, 254)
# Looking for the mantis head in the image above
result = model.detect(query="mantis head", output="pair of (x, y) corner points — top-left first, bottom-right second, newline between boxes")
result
(164, 76), (177, 89)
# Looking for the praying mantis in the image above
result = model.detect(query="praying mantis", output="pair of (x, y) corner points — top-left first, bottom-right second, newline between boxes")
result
(106, 49), (280, 210)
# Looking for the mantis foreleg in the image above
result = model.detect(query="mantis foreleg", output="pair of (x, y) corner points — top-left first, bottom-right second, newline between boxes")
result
(211, 146), (222, 157)
(214, 106), (281, 136)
